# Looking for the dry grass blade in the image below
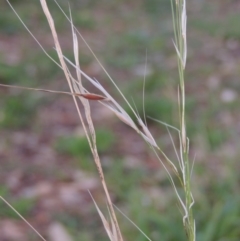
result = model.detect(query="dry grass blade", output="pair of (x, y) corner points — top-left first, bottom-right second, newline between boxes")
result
(6, 0), (61, 69)
(172, 40), (184, 67)
(113, 204), (153, 241)
(70, 15), (123, 241)
(138, 118), (158, 148)
(53, 0), (139, 119)
(166, 127), (181, 167)
(102, 102), (138, 131)
(63, 55), (139, 133)
(69, 6), (95, 145)
(39, 0), (71, 87)
(0, 196), (47, 241)
(148, 117), (183, 170)
(39, 1), (123, 240)
(89, 192), (116, 241)
(63, 55), (165, 150)
(0, 83), (106, 100)
(148, 117), (180, 132)
(151, 148), (187, 216)
(107, 205), (118, 241)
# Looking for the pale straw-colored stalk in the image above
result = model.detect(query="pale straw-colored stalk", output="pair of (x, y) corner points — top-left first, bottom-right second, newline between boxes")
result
(39, 1), (123, 240)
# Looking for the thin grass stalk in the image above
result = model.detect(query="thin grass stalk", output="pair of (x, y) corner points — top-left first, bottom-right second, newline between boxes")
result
(39, 1), (123, 240)
(0, 196), (47, 241)
(171, 0), (196, 240)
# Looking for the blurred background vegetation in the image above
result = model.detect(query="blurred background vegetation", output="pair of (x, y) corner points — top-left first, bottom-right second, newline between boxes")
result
(0, 0), (240, 240)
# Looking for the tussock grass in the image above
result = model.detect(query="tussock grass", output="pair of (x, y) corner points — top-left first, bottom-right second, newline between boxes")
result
(1, 0), (196, 241)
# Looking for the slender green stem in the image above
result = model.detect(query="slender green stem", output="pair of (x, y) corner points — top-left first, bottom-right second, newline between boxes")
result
(171, 0), (196, 240)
